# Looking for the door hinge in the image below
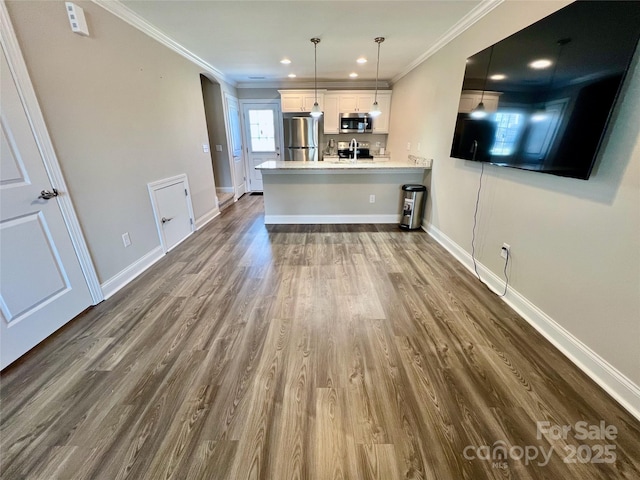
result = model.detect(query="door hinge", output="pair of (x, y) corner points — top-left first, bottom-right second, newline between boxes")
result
(184, 188), (188, 196)
(190, 218), (193, 225)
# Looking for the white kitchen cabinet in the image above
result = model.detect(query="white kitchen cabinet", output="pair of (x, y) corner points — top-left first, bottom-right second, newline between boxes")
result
(323, 94), (340, 134)
(335, 90), (392, 132)
(279, 89), (393, 133)
(338, 93), (374, 113)
(458, 90), (501, 113)
(278, 90), (325, 113)
(372, 92), (392, 134)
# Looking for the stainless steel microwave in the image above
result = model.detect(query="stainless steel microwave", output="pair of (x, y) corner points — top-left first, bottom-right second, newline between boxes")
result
(340, 113), (372, 133)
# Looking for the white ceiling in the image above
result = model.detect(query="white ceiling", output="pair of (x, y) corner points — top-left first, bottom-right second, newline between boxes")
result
(114, 0), (492, 87)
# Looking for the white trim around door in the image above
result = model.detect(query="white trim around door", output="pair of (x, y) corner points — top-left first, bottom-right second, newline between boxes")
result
(239, 99), (283, 193)
(0, 1), (103, 305)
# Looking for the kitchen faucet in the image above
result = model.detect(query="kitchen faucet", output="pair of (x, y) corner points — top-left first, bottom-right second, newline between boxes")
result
(348, 138), (358, 163)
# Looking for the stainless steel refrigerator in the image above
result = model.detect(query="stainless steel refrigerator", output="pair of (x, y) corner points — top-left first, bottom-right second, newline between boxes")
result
(283, 116), (319, 161)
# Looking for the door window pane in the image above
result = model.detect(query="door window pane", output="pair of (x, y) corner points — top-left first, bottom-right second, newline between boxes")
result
(248, 110), (275, 152)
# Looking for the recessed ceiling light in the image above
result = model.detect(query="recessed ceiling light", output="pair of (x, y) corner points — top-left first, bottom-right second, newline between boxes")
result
(288, 73), (296, 78)
(490, 74), (506, 80)
(280, 58), (291, 65)
(356, 57), (367, 64)
(529, 59), (553, 69)
(349, 72), (358, 78)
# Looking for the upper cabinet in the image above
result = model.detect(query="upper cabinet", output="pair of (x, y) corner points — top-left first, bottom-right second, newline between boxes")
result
(458, 90), (501, 113)
(338, 93), (375, 113)
(279, 89), (393, 134)
(314, 90), (393, 134)
(278, 90), (325, 113)
(371, 92), (392, 134)
(323, 94), (340, 134)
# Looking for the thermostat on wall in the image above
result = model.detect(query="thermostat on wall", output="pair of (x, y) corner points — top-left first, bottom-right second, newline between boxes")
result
(65, 2), (89, 36)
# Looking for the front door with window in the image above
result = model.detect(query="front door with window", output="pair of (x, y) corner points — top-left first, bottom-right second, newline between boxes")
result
(241, 103), (281, 192)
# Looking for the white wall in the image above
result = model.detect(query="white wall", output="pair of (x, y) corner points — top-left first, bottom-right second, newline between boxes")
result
(388, 0), (640, 391)
(7, 0), (218, 283)
(237, 88), (280, 100)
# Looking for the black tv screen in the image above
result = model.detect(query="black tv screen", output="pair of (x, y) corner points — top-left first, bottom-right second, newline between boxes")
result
(450, 0), (640, 180)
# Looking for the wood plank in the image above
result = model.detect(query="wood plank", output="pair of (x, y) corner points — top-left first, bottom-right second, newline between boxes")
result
(1, 194), (639, 479)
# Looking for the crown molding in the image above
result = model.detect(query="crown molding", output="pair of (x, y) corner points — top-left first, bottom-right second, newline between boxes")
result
(236, 80), (390, 90)
(91, 0), (235, 87)
(391, 0), (505, 85)
(92, 0), (502, 90)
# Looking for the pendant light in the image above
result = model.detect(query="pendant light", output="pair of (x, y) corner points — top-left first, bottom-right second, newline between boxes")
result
(310, 38), (322, 118)
(369, 37), (385, 117)
(470, 45), (494, 119)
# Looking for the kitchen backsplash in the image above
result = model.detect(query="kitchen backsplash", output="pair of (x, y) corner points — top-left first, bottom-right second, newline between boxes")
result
(322, 133), (388, 155)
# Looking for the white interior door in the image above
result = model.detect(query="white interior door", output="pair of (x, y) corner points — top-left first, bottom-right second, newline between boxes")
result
(225, 94), (246, 198)
(0, 46), (92, 369)
(148, 175), (194, 253)
(241, 102), (281, 192)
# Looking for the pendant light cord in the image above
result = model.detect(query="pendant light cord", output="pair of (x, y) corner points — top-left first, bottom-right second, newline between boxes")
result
(479, 45), (494, 105)
(546, 38), (571, 101)
(373, 37), (384, 104)
(374, 38), (381, 103)
(310, 38), (321, 106)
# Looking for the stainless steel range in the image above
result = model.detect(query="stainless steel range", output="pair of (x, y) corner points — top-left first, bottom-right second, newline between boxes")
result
(336, 141), (373, 160)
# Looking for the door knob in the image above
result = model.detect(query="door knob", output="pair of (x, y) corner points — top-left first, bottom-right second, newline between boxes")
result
(38, 188), (59, 200)
(161, 217), (173, 224)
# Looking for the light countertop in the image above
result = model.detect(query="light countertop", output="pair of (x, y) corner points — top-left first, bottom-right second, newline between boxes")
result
(323, 156), (392, 163)
(256, 160), (429, 173)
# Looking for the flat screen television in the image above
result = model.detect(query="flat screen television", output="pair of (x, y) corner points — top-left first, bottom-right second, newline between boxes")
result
(450, 0), (640, 180)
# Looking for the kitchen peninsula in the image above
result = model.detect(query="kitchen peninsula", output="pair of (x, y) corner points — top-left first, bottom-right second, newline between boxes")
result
(256, 160), (430, 224)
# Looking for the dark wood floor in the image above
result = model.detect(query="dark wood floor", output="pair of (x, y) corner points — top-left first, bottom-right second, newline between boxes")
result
(1, 194), (639, 479)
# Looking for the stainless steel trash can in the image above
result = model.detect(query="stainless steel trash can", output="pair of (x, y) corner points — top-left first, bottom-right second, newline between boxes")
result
(400, 184), (427, 230)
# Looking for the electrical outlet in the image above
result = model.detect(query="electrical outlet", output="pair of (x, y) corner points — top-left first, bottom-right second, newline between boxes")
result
(202, 144), (210, 153)
(406, 142), (411, 151)
(122, 232), (131, 247)
(369, 194), (376, 203)
(500, 243), (510, 259)
(215, 144), (223, 152)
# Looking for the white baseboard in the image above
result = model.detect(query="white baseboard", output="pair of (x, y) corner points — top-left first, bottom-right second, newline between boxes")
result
(264, 214), (401, 225)
(195, 208), (220, 230)
(100, 246), (164, 300)
(216, 187), (235, 194)
(425, 222), (640, 421)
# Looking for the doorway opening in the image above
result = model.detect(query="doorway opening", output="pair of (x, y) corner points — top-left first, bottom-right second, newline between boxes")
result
(200, 75), (235, 211)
